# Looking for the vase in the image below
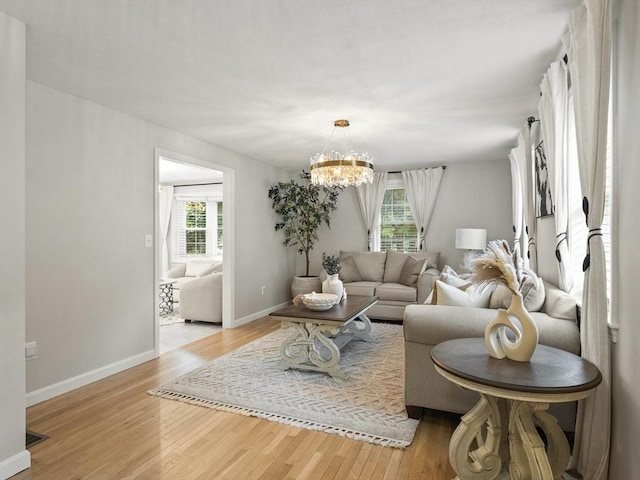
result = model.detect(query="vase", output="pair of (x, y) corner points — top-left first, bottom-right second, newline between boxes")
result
(484, 292), (539, 362)
(291, 276), (322, 299)
(322, 274), (344, 300)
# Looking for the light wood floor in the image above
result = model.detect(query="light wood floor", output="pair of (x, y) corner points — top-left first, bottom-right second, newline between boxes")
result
(15, 318), (458, 480)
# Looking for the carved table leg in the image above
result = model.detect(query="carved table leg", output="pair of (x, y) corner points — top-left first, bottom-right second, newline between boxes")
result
(343, 313), (377, 343)
(449, 393), (503, 479)
(277, 321), (347, 380)
(508, 401), (561, 480)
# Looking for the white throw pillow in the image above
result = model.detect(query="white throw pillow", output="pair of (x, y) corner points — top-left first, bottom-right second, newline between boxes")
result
(433, 280), (492, 308)
(185, 262), (214, 277)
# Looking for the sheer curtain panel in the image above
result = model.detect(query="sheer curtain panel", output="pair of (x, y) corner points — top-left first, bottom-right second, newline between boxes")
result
(159, 186), (174, 278)
(401, 167), (444, 251)
(538, 61), (573, 292)
(355, 171), (388, 251)
(563, 0), (612, 478)
(509, 132), (526, 259)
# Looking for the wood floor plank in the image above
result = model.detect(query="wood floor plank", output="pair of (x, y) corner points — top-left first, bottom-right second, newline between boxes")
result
(14, 317), (457, 480)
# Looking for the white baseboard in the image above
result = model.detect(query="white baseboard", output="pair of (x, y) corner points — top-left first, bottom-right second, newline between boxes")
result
(0, 449), (30, 480)
(232, 301), (290, 328)
(25, 349), (156, 407)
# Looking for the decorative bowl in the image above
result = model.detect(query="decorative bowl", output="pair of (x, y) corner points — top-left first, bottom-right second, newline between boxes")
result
(302, 292), (338, 311)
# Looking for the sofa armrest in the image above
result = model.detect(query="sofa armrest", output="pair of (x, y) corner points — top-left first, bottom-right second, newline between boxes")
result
(167, 263), (186, 279)
(416, 268), (440, 304)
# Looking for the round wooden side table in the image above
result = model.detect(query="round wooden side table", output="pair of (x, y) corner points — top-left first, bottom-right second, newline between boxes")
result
(431, 338), (601, 480)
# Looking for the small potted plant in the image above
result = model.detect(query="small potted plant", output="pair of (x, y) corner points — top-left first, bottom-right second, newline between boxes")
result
(322, 253), (341, 276)
(321, 253), (344, 299)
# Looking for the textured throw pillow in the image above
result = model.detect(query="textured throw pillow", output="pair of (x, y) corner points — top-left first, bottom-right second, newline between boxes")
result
(399, 256), (427, 287)
(339, 256), (362, 283)
(520, 275), (545, 312)
(489, 284), (512, 309)
(433, 280), (492, 308)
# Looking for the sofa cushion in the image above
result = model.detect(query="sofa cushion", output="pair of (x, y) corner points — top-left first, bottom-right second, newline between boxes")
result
(375, 283), (417, 302)
(382, 251), (441, 284)
(433, 280), (491, 308)
(185, 262), (215, 277)
(195, 262), (223, 277)
(383, 250), (411, 283)
(343, 281), (380, 297)
(542, 280), (578, 321)
(399, 256), (427, 287)
(489, 284), (511, 309)
(521, 276), (545, 312)
(339, 256), (362, 283)
(340, 251), (387, 282)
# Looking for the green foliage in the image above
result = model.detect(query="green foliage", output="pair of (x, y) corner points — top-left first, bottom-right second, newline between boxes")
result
(322, 253), (341, 276)
(268, 171), (342, 276)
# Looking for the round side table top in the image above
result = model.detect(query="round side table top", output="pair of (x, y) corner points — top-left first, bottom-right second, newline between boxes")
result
(431, 338), (601, 395)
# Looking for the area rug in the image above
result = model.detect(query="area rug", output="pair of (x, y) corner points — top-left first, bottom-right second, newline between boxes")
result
(159, 305), (184, 325)
(148, 322), (419, 448)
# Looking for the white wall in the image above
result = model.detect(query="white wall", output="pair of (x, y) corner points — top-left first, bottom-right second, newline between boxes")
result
(0, 12), (30, 479)
(25, 81), (293, 397)
(609, 0), (640, 477)
(306, 160), (513, 275)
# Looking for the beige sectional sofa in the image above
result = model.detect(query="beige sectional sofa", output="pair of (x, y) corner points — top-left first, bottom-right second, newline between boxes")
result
(338, 250), (441, 321)
(403, 280), (581, 431)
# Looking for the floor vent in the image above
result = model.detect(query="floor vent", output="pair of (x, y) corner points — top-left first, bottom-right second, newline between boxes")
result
(26, 430), (48, 448)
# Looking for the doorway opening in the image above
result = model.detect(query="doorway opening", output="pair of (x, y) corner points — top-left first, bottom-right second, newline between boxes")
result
(154, 149), (234, 355)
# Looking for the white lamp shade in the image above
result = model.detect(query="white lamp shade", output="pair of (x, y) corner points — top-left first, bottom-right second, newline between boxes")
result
(455, 228), (487, 250)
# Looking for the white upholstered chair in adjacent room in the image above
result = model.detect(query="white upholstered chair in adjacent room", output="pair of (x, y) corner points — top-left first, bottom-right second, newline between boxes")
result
(179, 272), (223, 323)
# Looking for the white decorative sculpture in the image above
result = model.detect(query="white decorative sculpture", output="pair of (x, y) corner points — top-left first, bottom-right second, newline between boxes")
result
(472, 240), (539, 362)
(485, 291), (539, 362)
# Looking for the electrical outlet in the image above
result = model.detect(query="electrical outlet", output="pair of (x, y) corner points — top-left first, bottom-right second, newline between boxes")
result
(261, 286), (266, 295)
(25, 341), (38, 360)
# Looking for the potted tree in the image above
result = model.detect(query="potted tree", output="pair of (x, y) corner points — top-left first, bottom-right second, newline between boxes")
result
(268, 171), (342, 297)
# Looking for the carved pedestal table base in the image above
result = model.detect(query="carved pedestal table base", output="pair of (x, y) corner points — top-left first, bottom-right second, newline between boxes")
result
(431, 339), (602, 480)
(278, 314), (375, 380)
(268, 295), (379, 380)
(444, 385), (572, 480)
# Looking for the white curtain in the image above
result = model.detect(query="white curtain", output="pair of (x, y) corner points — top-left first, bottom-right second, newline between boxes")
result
(538, 61), (573, 292)
(402, 167), (444, 251)
(563, 1), (612, 478)
(509, 131), (526, 259)
(159, 186), (174, 278)
(356, 171), (388, 251)
(522, 126), (538, 270)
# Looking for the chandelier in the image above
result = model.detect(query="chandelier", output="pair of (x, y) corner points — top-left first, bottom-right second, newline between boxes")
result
(310, 119), (374, 187)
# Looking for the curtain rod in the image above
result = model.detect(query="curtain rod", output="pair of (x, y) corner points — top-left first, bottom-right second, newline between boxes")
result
(171, 182), (223, 187)
(387, 165), (446, 174)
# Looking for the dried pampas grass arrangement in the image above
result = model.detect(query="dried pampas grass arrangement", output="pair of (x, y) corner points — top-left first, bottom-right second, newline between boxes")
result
(471, 240), (537, 295)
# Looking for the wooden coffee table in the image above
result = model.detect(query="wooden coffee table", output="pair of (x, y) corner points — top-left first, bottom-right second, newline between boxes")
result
(269, 295), (378, 380)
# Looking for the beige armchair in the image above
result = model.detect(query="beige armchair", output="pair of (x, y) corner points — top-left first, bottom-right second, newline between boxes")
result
(179, 272), (223, 323)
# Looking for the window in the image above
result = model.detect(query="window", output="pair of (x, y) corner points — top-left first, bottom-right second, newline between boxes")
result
(174, 197), (222, 260)
(217, 201), (224, 252)
(379, 180), (417, 253)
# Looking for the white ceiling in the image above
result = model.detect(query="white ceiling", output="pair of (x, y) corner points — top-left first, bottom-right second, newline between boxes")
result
(0, 0), (580, 172)
(159, 158), (223, 186)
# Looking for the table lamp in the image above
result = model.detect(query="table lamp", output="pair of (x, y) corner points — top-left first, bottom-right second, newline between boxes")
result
(455, 228), (487, 269)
